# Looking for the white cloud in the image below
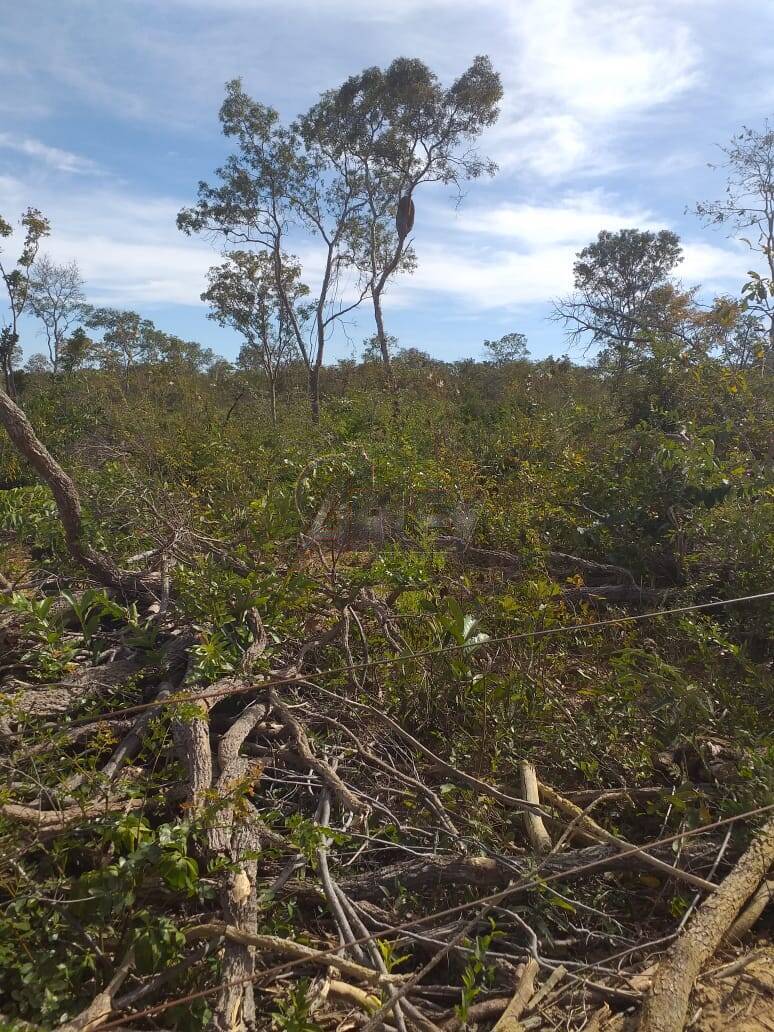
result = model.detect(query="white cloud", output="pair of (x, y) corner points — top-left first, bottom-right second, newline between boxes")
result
(390, 239), (750, 314)
(149, 0), (461, 16)
(484, 111), (604, 177)
(0, 169), (749, 320)
(452, 192), (658, 246)
(680, 240), (751, 288)
(507, 1), (700, 118)
(0, 133), (101, 175)
(397, 242), (576, 309)
(0, 176), (215, 307)
(389, 213), (750, 313)
(51, 235), (214, 306)
(488, 0), (702, 176)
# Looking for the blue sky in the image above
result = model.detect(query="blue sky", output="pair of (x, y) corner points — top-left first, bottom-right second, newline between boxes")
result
(1, 0), (773, 364)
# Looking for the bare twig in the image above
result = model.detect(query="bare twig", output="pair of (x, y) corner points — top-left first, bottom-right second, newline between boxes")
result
(267, 689), (368, 814)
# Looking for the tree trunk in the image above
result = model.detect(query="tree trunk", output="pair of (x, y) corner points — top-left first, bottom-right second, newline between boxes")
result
(372, 289), (397, 400)
(269, 377), (277, 428)
(0, 387), (157, 599)
(3, 355), (17, 401)
(308, 365), (321, 423)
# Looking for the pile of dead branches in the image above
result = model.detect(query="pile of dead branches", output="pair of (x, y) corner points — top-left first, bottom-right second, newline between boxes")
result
(2, 577), (772, 1032)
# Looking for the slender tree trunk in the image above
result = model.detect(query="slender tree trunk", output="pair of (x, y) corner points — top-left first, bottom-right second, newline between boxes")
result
(3, 353), (17, 401)
(372, 289), (397, 400)
(308, 365), (321, 423)
(269, 377), (277, 428)
(308, 310), (327, 422)
(0, 387), (157, 598)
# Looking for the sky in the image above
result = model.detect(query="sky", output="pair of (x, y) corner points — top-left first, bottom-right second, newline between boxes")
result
(1, 0), (773, 364)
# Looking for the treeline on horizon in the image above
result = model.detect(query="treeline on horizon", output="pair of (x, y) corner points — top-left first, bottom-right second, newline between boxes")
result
(0, 56), (772, 428)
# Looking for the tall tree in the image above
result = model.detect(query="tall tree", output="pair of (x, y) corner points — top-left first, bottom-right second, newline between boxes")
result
(87, 307), (157, 384)
(202, 249), (306, 426)
(60, 326), (93, 374)
(0, 208), (50, 399)
(28, 255), (88, 372)
(178, 79), (369, 420)
(695, 120), (774, 367)
(87, 308), (213, 382)
(483, 331), (529, 364)
(554, 228), (683, 373)
(301, 56), (502, 389)
(144, 327), (214, 374)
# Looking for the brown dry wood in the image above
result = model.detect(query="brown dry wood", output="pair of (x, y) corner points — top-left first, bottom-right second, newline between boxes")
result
(171, 698), (213, 816)
(326, 980), (380, 1012)
(723, 877), (774, 942)
(58, 946), (136, 1031)
(336, 695), (544, 816)
(314, 712), (459, 838)
(111, 941), (217, 1014)
(240, 608), (267, 675)
(703, 947), (768, 981)
(20, 717), (134, 759)
(526, 964), (567, 1011)
(332, 882), (419, 1032)
(1, 796), (143, 829)
(6, 658), (142, 720)
(561, 583), (660, 604)
(314, 784), (368, 965)
(640, 814), (774, 1032)
(436, 535), (657, 602)
(492, 957), (539, 1031)
(172, 686), (267, 1031)
(46, 636), (192, 797)
(564, 787), (667, 804)
(101, 680), (178, 783)
(584, 1004), (611, 1032)
(360, 910), (486, 1032)
(441, 1000), (543, 1030)
(212, 819), (261, 1032)
(0, 387), (158, 599)
(442, 998), (512, 1029)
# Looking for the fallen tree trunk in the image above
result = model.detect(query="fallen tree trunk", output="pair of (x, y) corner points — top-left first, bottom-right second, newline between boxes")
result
(519, 761), (552, 853)
(640, 815), (774, 1032)
(0, 388), (158, 600)
(283, 840), (718, 902)
(435, 536), (659, 603)
(538, 782), (717, 893)
(724, 878), (774, 942)
(1, 796), (144, 830)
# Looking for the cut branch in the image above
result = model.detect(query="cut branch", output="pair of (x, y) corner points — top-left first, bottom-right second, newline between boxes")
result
(183, 922), (405, 986)
(519, 762), (552, 853)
